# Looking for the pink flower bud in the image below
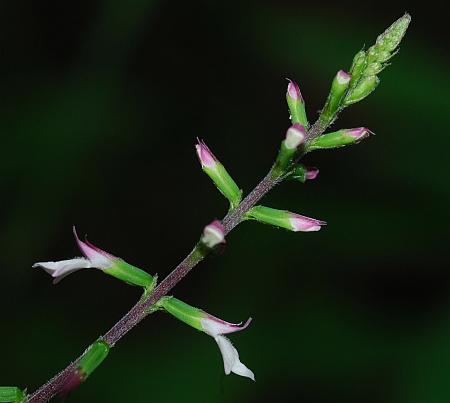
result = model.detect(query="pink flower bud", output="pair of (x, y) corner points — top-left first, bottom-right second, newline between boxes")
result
(195, 139), (217, 169)
(346, 127), (372, 141)
(336, 70), (351, 85)
(201, 220), (225, 248)
(284, 124), (306, 150)
(288, 213), (326, 232)
(305, 166), (319, 180)
(286, 79), (303, 102)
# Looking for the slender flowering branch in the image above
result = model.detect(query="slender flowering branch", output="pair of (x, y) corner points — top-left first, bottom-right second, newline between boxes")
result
(2, 14), (410, 403)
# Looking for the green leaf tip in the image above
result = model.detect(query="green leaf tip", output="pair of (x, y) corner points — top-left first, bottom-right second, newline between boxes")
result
(345, 13), (411, 106)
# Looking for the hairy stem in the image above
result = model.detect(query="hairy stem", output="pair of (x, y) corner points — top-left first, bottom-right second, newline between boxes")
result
(27, 171), (281, 402)
(27, 124), (326, 403)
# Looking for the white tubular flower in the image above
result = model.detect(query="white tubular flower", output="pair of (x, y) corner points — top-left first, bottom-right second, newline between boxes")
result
(32, 227), (117, 284)
(33, 227), (153, 287)
(201, 316), (254, 380)
(158, 297), (255, 380)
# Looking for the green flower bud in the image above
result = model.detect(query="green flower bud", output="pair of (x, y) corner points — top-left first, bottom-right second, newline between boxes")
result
(344, 76), (380, 105)
(348, 50), (366, 89)
(345, 14), (411, 105)
(286, 79), (308, 127)
(0, 387), (25, 403)
(273, 124), (306, 176)
(373, 13), (411, 54)
(196, 139), (242, 209)
(246, 205), (325, 232)
(306, 128), (372, 151)
(288, 165), (319, 183)
(318, 70), (352, 126)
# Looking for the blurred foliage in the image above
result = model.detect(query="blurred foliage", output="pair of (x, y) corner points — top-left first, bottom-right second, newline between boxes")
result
(0, 1), (449, 402)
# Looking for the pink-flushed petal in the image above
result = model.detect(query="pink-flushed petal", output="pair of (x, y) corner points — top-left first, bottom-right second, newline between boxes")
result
(346, 127), (373, 141)
(73, 227), (115, 269)
(214, 335), (255, 381)
(286, 78), (303, 102)
(32, 258), (92, 284)
(305, 167), (319, 180)
(336, 70), (351, 84)
(195, 138), (217, 169)
(201, 220), (225, 248)
(284, 124), (306, 150)
(288, 213), (327, 232)
(201, 315), (252, 337)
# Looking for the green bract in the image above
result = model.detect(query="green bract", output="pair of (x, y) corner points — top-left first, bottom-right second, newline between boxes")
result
(0, 387), (24, 403)
(78, 341), (110, 378)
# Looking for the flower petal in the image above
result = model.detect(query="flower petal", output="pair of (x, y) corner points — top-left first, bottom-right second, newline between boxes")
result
(73, 227), (115, 269)
(201, 316), (252, 337)
(33, 258), (92, 284)
(214, 335), (255, 381)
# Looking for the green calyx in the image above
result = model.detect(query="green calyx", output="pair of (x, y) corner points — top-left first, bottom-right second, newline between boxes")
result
(156, 296), (204, 332)
(246, 205), (291, 231)
(0, 387), (25, 403)
(287, 95), (308, 128)
(103, 259), (154, 288)
(78, 340), (110, 378)
(203, 163), (242, 210)
(306, 130), (356, 151)
(345, 76), (379, 105)
(319, 71), (351, 127)
(344, 13), (411, 106)
(273, 142), (299, 177)
(288, 165), (309, 183)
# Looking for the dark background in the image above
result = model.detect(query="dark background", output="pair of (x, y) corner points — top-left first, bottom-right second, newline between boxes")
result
(1, 1), (449, 402)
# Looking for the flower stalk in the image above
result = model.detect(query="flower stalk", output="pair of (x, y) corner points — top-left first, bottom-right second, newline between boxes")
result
(4, 14), (411, 403)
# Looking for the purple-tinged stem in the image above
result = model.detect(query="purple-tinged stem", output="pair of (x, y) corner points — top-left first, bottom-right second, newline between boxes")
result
(26, 169), (282, 403)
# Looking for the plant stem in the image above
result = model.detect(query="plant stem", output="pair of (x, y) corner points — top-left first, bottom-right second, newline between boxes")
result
(27, 107), (334, 402)
(26, 169), (283, 403)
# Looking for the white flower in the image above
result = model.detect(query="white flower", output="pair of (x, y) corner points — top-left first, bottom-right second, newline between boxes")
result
(201, 316), (254, 381)
(33, 227), (116, 284)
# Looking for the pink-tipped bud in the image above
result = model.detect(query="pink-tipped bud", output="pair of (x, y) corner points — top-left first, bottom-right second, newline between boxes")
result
(305, 166), (319, 180)
(201, 220), (225, 248)
(336, 70), (351, 85)
(284, 124), (306, 150)
(346, 127), (372, 141)
(286, 79), (303, 102)
(195, 139), (217, 169)
(288, 213), (326, 232)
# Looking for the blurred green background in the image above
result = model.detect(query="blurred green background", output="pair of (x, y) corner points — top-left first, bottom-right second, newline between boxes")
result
(1, 1), (449, 402)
